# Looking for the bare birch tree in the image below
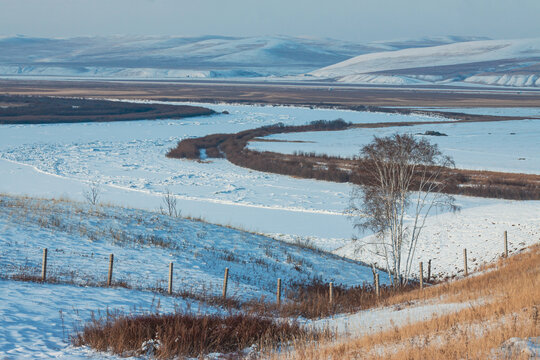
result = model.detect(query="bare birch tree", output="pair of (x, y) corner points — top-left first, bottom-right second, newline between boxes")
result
(348, 134), (458, 286)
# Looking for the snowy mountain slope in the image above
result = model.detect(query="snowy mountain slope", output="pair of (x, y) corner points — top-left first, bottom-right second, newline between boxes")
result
(0, 35), (487, 79)
(310, 38), (540, 87)
(369, 35), (490, 51)
(0, 35), (365, 78)
(0, 194), (378, 301)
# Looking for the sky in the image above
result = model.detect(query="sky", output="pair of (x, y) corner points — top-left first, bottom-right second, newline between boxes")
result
(1, 0), (540, 41)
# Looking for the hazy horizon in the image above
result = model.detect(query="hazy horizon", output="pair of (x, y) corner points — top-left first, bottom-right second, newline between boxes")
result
(0, 33), (504, 42)
(1, 0), (540, 42)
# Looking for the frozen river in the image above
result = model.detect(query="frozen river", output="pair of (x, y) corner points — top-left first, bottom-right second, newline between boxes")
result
(1, 102), (538, 261)
(248, 118), (540, 174)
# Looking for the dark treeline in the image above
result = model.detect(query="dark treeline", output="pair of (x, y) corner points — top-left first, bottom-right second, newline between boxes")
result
(0, 95), (215, 124)
(167, 119), (540, 201)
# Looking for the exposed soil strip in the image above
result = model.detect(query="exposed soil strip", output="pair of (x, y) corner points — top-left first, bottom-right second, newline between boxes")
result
(250, 138), (316, 143)
(3, 78), (540, 108)
(167, 117), (540, 201)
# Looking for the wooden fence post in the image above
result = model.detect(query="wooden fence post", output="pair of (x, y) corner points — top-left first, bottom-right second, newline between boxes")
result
(375, 273), (380, 298)
(419, 262), (424, 289)
(277, 278), (281, 306)
(329, 282), (333, 304)
(107, 254), (114, 286)
(168, 262), (174, 295)
(463, 249), (468, 277)
(222, 267), (229, 299)
(427, 259), (432, 283)
(41, 248), (48, 282)
(504, 231), (508, 258)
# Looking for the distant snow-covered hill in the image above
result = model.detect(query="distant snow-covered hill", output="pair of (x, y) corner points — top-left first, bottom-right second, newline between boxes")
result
(3, 35), (537, 87)
(0, 35), (487, 80)
(309, 38), (540, 87)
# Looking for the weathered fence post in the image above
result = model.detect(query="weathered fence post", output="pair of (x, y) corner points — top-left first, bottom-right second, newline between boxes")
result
(504, 231), (508, 258)
(277, 278), (282, 306)
(419, 262), (424, 289)
(41, 248), (48, 282)
(329, 282), (333, 305)
(463, 249), (468, 277)
(107, 254), (114, 286)
(427, 259), (432, 283)
(222, 267), (229, 299)
(375, 273), (380, 298)
(168, 262), (174, 295)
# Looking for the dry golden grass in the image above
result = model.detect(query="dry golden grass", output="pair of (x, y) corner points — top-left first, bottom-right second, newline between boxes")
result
(277, 244), (539, 360)
(72, 311), (311, 359)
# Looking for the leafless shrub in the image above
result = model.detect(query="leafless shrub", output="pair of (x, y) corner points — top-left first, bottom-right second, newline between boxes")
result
(83, 181), (101, 206)
(160, 188), (179, 217)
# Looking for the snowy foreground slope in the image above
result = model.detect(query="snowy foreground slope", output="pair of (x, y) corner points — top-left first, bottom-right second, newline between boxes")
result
(310, 38), (540, 87)
(0, 194), (376, 358)
(0, 34), (486, 79)
(0, 279), (478, 359)
(0, 194), (375, 298)
(0, 279), (198, 359)
(1, 194), (536, 359)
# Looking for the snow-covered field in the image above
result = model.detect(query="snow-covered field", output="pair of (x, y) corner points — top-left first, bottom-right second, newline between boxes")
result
(337, 199), (539, 279)
(0, 279), (208, 359)
(247, 119), (540, 174)
(0, 278), (489, 359)
(0, 103), (445, 247)
(0, 102), (538, 271)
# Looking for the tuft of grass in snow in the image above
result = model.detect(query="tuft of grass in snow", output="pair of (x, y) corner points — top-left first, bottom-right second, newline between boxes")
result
(240, 281), (421, 320)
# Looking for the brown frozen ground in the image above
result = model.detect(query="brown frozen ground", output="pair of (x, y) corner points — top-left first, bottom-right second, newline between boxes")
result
(2, 79), (540, 107)
(0, 95), (214, 124)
